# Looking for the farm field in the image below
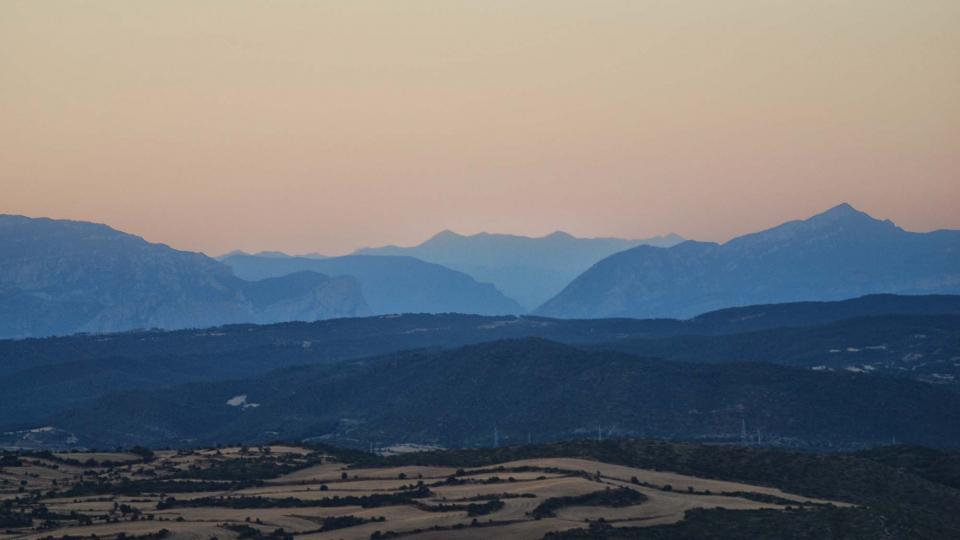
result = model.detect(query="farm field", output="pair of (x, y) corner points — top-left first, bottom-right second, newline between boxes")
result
(0, 443), (857, 540)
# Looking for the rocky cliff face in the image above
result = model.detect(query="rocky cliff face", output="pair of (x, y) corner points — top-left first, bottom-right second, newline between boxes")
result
(240, 271), (369, 324)
(0, 215), (369, 338)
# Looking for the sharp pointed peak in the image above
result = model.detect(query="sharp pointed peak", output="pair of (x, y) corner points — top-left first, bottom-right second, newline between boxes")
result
(821, 202), (860, 216)
(808, 203), (886, 225)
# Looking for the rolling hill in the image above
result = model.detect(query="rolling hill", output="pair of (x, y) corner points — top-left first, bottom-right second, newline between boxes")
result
(2, 295), (958, 430)
(6, 440), (960, 539)
(45, 338), (960, 450)
(595, 314), (960, 386)
(536, 203), (960, 319)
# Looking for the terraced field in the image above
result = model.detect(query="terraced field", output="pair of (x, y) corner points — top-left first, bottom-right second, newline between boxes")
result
(0, 445), (850, 540)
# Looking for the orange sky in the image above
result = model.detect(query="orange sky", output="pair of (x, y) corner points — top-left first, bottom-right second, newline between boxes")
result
(2, 1), (958, 255)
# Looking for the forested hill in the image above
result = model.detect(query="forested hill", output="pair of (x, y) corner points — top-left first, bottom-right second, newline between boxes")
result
(4, 294), (956, 372)
(46, 338), (960, 449)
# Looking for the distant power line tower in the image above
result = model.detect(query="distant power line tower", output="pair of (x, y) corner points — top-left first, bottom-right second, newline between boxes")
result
(493, 425), (499, 448)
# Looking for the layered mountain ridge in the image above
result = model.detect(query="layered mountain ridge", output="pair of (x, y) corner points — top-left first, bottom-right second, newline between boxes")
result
(2, 294), (958, 447)
(536, 204), (960, 319)
(0, 215), (369, 338)
(220, 253), (522, 315)
(355, 230), (683, 309)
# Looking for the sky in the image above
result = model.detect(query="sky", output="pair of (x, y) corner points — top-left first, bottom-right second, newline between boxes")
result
(1, 1), (958, 256)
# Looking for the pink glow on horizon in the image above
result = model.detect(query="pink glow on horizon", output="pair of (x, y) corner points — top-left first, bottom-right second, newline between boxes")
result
(1, 1), (958, 255)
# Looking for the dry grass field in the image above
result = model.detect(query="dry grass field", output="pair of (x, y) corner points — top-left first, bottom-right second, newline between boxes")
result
(0, 445), (848, 540)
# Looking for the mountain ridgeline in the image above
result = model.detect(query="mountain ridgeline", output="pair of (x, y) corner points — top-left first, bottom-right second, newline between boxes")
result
(2, 294), (959, 449)
(537, 204), (960, 319)
(0, 215), (369, 338)
(6, 204), (959, 340)
(219, 253), (523, 315)
(354, 230), (683, 310)
(47, 338), (960, 449)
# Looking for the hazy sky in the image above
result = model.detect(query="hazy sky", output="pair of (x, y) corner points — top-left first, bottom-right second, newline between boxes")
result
(2, 1), (958, 255)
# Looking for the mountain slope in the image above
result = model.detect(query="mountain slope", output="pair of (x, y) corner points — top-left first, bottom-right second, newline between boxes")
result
(49, 339), (960, 449)
(536, 204), (960, 319)
(355, 230), (683, 309)
(220, 253), (522, 315)
(4, 313), (955, 430)
(595, 314), (960, 386)
(0, 215), (369, 338)
(5, 294), (955, 378)
(3, 295), (957, 430)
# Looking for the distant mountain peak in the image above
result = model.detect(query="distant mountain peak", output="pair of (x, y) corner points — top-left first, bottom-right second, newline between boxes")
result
(800, 203), (899, 233)
(0, 216), (369, 337)
(536, 204), (960, 319)
(806, 203), (890, 223)
(826, 201), (856, 213)
(426, 229), (464, 242)
(813, 202), (872, 220)
(217, 249), (250, 259)
(354, 229), (686, 310)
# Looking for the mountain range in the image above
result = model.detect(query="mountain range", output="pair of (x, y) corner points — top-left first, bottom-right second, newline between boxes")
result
(0, 215), (369, 338)
(6, 204), (957, 339)
(220, 253), (522, 315)
(536, 203), (960, 319)
(355, 230), (683, 309)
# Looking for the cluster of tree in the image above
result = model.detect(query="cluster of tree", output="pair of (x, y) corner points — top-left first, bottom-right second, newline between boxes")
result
(854, 444), (960, 490)
(61, 478), (261, 497)
(32, 449), (153, 468)
(33, 530), (171, 540)
(414, 498), (504, 517)
(171, 456), (305, 481)
(542, 506), (939, 539)
(531, 488), (647, 519)
(369, 438), (960, 535)
(367, 514), (515, 539)
(223, 524), (293, 540)
(0, 511), (32, 528)
(158, 486), (433, 510)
